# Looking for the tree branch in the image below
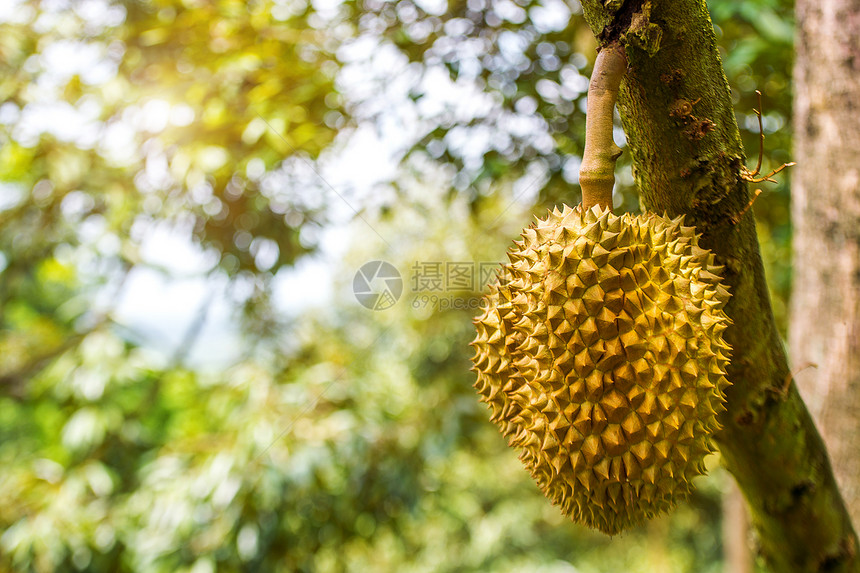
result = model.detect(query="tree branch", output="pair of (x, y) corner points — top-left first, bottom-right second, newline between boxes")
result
(578, 1), (859, 571)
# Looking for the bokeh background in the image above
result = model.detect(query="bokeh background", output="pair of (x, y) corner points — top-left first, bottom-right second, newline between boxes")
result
(0, 0), (793, 571)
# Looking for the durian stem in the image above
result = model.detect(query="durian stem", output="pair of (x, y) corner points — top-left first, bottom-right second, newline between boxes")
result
(580, 43), (627, 211)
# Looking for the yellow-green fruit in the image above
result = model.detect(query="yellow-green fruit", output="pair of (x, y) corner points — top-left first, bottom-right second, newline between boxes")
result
(471, 204), (731, 535)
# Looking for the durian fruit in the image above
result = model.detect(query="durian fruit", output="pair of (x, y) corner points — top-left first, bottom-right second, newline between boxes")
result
(471, 204), (731, 535)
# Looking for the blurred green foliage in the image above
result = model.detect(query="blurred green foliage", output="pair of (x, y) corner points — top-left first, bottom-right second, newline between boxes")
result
(0, 0), (792, 571)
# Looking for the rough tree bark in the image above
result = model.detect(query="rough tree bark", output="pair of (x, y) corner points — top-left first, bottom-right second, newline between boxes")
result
(576, 1), (860, 571)
(790, 0), (860, 532)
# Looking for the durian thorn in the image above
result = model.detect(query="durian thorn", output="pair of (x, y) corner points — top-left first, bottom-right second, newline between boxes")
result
(580, 43), (627, 212)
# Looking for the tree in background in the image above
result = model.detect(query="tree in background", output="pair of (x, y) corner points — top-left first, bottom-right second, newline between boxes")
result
(791, 0), (860, 529)
(0, 0), (341, 385)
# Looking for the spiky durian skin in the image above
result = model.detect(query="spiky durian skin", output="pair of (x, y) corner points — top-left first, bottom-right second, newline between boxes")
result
(471, 205), (732, 535)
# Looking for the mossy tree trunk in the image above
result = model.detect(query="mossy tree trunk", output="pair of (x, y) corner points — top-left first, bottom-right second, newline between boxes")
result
(791, 0), (860, 533)
(577, 1), (860, 571)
